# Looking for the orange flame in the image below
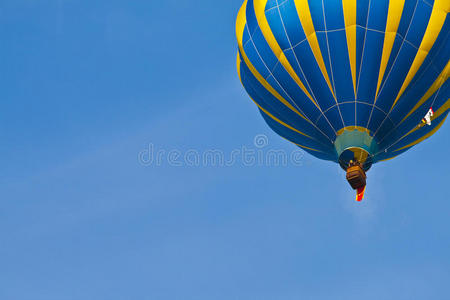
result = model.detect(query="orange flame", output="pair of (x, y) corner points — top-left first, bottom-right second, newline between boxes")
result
(356, 186), (366, 202)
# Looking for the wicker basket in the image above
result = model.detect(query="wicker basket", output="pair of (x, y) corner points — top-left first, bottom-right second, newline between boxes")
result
(346, 165), (367, 190)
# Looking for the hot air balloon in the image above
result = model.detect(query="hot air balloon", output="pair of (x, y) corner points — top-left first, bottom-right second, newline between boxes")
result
(236, 0), (449, 201)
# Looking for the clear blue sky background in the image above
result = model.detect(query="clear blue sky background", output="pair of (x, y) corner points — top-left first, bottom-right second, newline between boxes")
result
(1, 1), (449, 299)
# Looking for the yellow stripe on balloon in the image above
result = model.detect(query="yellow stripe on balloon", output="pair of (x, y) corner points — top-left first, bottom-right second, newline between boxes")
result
(392, 0), (449, 109)
(294, 143), (325, 153)
(293, 0), (337, 100)
(375, 0), (405, 100)
(342, 0), (357, 97)
(276, 131), (327, 153)
(401, 61), (450, 122)
(380, 155), (399, 162)
(237, 52), (243, 85)
(253, 0), (320, 109)
(236, 0), (308, 122)
(280, 135), (327, 153)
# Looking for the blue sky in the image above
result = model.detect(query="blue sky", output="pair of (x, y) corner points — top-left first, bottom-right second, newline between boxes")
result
(1, 1), (449, 299)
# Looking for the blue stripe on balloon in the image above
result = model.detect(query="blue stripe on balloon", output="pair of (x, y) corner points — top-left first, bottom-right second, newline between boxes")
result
(434, 83), (450, 109)
(242, 24), (251, 48)
(316, 115), (337, 141)
(327, 30), (355, 101)
(276, 0), (307, 47)
(356, 30), (385, 104)
(245, 0), (259, 35)
(265, 75), (295, 106)
(355, 26), (365, 88)
(242, 34), (271, 79)
(339, 103), (356, 126)
(283, 48), (316, 98)
(397, 0), (418, 37)
(356, 103), (372, 128)
(323, 0), (345, 30)
(366, 0), (389, 32)
(422, 0), (435, 7)
(375, 43), (418, 113)
(378, 35), (403, 94)
(367, 105), (389, 134)
(292, 42), (336, 111)
(324, 106), (345, 130)
(270, 64), (323, 122)
(356, 0), (370, 27)
(315, 32), (335, 92)
(404, 1), (432, 47)
(265, 0), (278, 11)
(308, 0), (326, 31)
(264, 4), (292, 51)
(251, 28), (281, 72)
(373, 115), (396, 142)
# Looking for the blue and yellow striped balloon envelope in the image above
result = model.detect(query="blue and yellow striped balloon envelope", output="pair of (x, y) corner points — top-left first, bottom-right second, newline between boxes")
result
(236, 0), (449, 178)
